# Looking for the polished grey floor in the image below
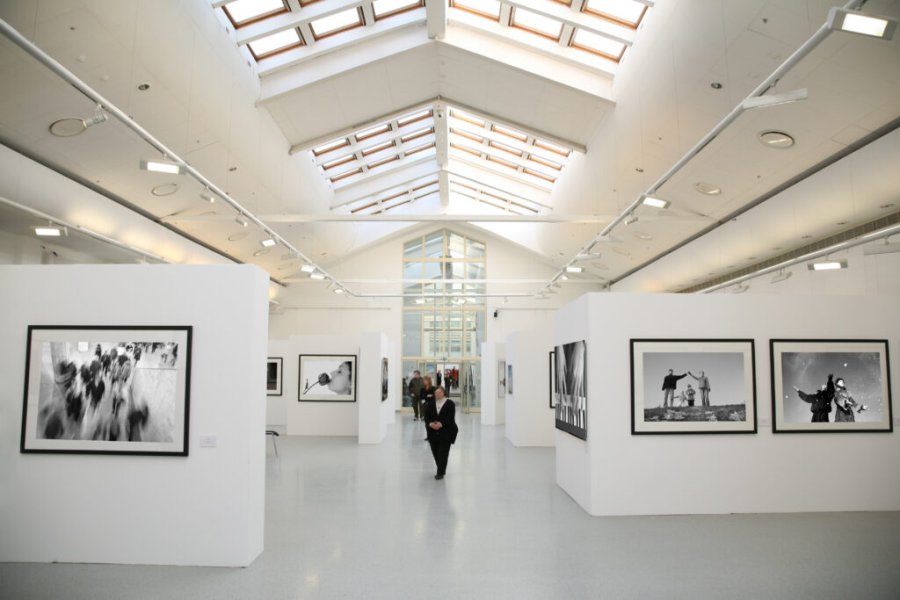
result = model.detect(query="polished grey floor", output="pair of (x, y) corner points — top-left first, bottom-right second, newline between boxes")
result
(3, 413), (900, 599)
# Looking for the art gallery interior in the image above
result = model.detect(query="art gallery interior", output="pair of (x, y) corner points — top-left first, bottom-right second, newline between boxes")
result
(1, 0), (899, 597)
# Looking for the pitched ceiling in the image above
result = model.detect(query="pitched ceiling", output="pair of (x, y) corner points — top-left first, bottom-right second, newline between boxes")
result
(0, 0), (898, 296)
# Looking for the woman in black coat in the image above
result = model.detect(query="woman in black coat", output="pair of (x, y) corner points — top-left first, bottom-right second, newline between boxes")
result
(423, 386), (458, 480)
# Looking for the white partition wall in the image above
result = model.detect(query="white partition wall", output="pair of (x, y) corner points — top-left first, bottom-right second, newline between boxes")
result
(358, 332), (391, 444)
(266, 339), (291, 427)
(480, 342), (505, 425)
(505, 331), (555, 447)
(555, 293), (900, 516)
(288, 334), (359, 437)
(0, 265), (267, 566)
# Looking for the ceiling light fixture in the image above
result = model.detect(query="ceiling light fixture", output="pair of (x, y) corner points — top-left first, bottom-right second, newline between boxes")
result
(770, 270), (793, 283)
(808, 259), (848, 271)
(300, 264), (316, 273)
(624, 213), (638, 225)
(694, 182), (722, 195)
(758, 130), (795, 149)
(49, 106), (108, 137)
(827, 7), (897, 39)
(560, 275), (569, 281)
(309, 272), (326, 280)
(34, 225), (64, 237)
(200, 189), (216, 203)
(140, 159), (185, 175)
(333, 288), (344, 294)
(565, 266), (583, 273)
(742, 88), (808, 110)
(641, 195), (670, 209)
(235, 214), (249, 227)
(260, 238), (277, 248)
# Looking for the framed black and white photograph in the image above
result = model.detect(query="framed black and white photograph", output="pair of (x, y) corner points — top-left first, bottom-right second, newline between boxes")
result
(771, 339), (892, 433)
(549, 350), (558, 409)
(555, 340), (587, 440)
(267, 357), (283, 396)
(498, 360), (506, 397)
(507, 363), (514, 395)
(630, 339), (757, 434)
(20, 325), (192, 455)
(381, 357), (389, 402)
(299, 354), (357, 402)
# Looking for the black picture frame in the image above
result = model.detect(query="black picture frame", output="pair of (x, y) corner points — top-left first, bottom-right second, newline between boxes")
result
(549, 350), (557, 409)
(298, 354), (357, 402)
(770, 339), (893, 433)
(630, 339), (757, 435)
(507, 363), (513, 395)
(381, 357), (389, 402)
(554, 340), (587, 440)
(20, 325), (192, 456)
(497, 360), (506, 397)
(267, 357), (283, 396)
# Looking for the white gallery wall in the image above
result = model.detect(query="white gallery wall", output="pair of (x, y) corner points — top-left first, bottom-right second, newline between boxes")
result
(358, 332), (393, 444)
(505, 331), (555, 447)
(555, 292), (900, 517)
(480, 342), (505, 425)
(0, 264), (268, 566)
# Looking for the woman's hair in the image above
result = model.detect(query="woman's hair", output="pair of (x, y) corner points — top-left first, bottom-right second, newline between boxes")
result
(340, 361), (352, 376)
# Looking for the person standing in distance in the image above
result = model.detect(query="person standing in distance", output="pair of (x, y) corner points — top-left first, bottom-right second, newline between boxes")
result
(424, 386), (458, 480)
(408, 369), (424, 421)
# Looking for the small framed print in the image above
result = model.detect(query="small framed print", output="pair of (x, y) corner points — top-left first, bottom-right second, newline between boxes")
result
(507, 363), (513, 395)
(497, 360), (506, 397)
(631, 339), (757, 434)
(549, 350), (558, 409)
(771, 339), (892, 433)
(20, 325), (192, 455)
(267, 357), (283, 396)
(381, 357), (389, 402)
(298, 354), (357, 402)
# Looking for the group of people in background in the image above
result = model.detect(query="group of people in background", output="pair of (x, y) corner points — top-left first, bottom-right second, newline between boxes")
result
(793, 373), (865, 423)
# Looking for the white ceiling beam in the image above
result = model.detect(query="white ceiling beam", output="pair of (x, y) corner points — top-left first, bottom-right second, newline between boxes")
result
(173, 214), (615, 223)
(425, 0), (447, 39)
(438, 170), (450, 207)
(257, 17), (428, 84)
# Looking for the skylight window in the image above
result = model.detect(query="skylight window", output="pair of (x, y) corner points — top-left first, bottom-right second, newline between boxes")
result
(400, 127), (434, 143)
(583, 0), (647, 28)
(356, 123), (392, 141)
(398, 109), (433, 127)
(572, 28), (625, 59)
(372, 0), (424, 20)
(405, 142), (435, 157)
(450, 0), (502, 20)
(309, 7), (364, 39)
(492, 124), (527, 142)
(223, 0), (286, 27)
(362, 140), (396, 156)
(321, 154), (356, 170)
(511, 7), (563, 41)
(313, 139), (351, 156)
(247, 28), (302, 59)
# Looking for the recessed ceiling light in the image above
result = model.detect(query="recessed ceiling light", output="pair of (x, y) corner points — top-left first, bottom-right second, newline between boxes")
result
(151, 183), (179, 196)
(260, 238), (277, 248)
(565, 266), (583, 273)
(694, 182), (722, 195)
(710, 82), (723, 89)
(758, 130), (795, 149)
